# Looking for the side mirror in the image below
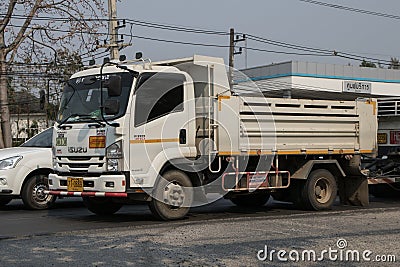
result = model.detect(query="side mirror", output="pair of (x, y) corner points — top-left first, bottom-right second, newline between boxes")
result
(104, 99), (120, 115)
(103, 75), (122, 97)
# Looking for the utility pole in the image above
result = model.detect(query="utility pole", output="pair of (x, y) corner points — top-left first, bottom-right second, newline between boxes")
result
(228, 28), (246, 90)
(95, 0), (130, 61)
(228, 28), (234, 90)
(108, 0), (119, 60)
(244, 37), (248, 69)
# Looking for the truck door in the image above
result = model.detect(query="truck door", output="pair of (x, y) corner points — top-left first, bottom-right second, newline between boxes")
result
(129, 72), (192, 187)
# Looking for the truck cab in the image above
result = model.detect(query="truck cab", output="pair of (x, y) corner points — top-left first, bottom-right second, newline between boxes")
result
(49, 56), (231, 219)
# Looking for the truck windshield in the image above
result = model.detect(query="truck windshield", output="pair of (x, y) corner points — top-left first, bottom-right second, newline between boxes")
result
(57, 72), (135, 124)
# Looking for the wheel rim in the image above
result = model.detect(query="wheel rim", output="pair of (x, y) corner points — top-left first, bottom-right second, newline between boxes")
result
(314, 178), (332, 204)
(32, 183), (52, 205)
(163, 181), (185, 208)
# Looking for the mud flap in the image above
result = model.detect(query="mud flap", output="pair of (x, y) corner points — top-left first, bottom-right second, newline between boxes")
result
(338, 176), (369, 206)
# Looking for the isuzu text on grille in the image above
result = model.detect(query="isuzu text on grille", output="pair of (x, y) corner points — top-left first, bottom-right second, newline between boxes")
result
(68, 147), (88, 153)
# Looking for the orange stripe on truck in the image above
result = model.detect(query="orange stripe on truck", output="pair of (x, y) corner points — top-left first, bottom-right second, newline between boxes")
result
(130, 138), (179, 144)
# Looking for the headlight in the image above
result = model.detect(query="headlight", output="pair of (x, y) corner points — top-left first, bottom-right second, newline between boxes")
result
(106, 140), (123, 159)
(106, 141), (123, 171)
(107, 159), (120, 172)
(0, 156), (23, 170)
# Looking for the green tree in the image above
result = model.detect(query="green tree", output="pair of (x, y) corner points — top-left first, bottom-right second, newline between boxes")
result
(360, 59), (377, 68)
(388, 57), (400, 70)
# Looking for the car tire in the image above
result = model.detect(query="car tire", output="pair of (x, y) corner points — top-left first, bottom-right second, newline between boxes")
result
(21, 174), (56, 210)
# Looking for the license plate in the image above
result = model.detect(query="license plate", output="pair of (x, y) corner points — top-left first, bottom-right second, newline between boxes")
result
(67, 177), (83, 191)
(377, 133), (387, 144)
(56, 137), (67, 146)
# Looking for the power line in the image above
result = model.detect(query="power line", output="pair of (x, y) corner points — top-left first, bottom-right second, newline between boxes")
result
(1, 14), (230, 35)
(299, 0), (400, 20)
(127, 34), (395, 63)
(5, 22), (339, 59)
(3, 15), (398, 66)
(247, 35), (331, 54)
(127, 34), (338, 57)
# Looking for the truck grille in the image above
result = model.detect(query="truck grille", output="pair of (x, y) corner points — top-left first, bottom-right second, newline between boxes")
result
(59, 163), (104, 168)
(57, 156), (104, 161)
(56, 156), (106, 173)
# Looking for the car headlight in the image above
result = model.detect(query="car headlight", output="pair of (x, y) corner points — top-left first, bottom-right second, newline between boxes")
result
(106, 141), (123, 171)
(0, 156), (23, 170)
(106, 140), (123, 159)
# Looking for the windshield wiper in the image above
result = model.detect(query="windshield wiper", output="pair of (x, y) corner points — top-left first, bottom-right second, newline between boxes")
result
(58, 113), (85, 126)
(58, 113), (103, 127)
(86, 117), (105, 127)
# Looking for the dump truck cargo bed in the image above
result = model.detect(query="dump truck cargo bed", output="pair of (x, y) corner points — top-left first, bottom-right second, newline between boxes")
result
(217, 97), (377, 156)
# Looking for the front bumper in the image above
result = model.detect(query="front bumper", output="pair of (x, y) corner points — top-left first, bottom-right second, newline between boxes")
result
(45, 190), (128, 197)
(48, 173), (126, 194)
(0, 169), (21, 196)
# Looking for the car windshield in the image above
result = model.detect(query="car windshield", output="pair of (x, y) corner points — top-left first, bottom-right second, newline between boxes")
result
(57, 72), (135, 124)
(21, 128), (53, 148)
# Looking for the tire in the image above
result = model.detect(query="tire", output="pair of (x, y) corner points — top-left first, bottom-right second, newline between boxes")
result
(21, 174), (56, 210)
(301, 169), (337, 210)
(230, 193), (270, 207)
(83, 197), (122, 215)
(0, 196), (12, 206)
(149, 170), (193, 221)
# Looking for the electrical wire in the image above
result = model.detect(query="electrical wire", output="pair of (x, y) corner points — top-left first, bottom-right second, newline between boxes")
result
(3, 14), (399, 68)
(299, 0), (400, 20)
(4, 16), (397, 65)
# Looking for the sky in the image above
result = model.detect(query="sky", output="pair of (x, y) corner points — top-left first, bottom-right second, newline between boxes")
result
(113, 0), (400, 70)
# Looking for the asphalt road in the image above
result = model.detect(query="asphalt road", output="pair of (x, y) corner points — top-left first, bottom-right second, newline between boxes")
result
(0, 196), (399, 266)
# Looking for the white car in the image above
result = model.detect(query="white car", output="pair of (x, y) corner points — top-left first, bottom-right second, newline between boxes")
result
(0, 128), (56, 209)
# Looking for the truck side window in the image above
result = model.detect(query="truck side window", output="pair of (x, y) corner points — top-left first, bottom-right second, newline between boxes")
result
(134, 73), (185, 127)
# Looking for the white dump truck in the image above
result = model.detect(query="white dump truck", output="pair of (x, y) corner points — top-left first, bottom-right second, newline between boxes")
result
(47, 55), (377, 220)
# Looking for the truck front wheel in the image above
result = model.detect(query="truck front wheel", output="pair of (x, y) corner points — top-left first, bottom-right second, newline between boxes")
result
(83, 197), (122, 215)
(301, 169), (337, 210)
(21, 174), (56, 210)
(149, 170), (193, 220)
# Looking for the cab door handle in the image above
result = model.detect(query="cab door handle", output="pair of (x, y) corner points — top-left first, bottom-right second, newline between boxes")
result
(179, 129), (186, 144)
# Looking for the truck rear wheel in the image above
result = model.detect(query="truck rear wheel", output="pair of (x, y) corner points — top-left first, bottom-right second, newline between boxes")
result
(230, 193), (270, 207)
(83, 197), (122, 215)
(149, 170), (193, 220)
(301, 169), (337, 210)
(21, 174), (56, 210)
(0, 196), (12, 207)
